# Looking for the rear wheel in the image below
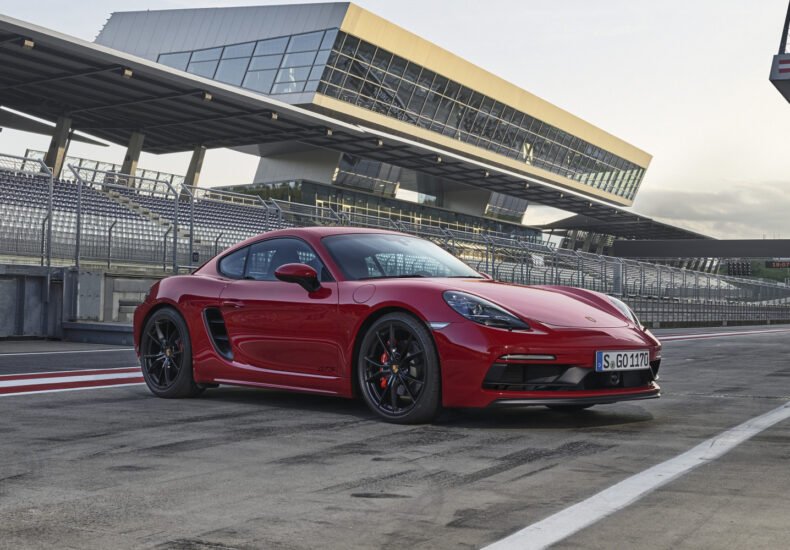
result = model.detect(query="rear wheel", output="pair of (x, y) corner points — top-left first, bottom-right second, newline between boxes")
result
(140, 307), (203, 398)
(357, 313), (441, 424)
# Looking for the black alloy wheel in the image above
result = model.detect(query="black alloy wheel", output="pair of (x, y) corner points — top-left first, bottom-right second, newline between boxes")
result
(140, 307), (203, 398)
(358, 312), (440, 424)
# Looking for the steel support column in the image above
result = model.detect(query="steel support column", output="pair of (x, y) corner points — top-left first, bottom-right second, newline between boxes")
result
(184, 145), (206, 189)
(44, 115), (71, 178)
(121, 131), (145, 182)
(779, 1), (790, 55)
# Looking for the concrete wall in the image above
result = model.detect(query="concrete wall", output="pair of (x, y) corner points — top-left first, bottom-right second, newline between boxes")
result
(61, 269), (161, 325)
(439, 184), (492, 218)
(95, 3), (348, 60)
(254, 148), (341, 185)
(103, 275), (158, 323)
(0, 265), (62, 338)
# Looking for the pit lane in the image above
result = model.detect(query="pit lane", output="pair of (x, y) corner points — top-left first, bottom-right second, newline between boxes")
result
(0, 326), (788, 549)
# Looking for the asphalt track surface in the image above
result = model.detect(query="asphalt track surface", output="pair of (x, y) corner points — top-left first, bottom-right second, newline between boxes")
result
(1, 326), (789, 549)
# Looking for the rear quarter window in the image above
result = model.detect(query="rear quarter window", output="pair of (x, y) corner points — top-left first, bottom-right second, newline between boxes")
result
(218, 247), (248, 279)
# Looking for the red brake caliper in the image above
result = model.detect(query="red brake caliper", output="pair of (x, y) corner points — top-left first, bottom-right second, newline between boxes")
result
(379, 349), (389, 389)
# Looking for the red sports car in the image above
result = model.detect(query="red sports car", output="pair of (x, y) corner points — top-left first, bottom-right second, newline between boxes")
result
(133, 227), (661, 423)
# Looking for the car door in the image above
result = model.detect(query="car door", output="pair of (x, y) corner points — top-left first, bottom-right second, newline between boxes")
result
(218, 237), (344, 390)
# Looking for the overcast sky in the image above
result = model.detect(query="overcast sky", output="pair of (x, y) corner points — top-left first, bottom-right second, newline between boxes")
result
(1, 0), (788, 238)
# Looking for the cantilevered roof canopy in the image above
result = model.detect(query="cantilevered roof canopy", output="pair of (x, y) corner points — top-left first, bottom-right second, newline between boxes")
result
(0, 14), (707, 240)
(0, 108), (107, 146)
(542, 214), (711, 241)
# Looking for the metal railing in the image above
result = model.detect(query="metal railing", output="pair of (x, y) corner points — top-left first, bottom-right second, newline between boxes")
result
(26, 149), (185, 188)
(67, 165), (191, 271)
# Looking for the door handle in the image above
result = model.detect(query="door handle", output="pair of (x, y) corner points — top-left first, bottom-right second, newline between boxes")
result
(222, 300), (244, 309)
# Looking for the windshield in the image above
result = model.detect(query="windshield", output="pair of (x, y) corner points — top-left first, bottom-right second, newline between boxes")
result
(323, 233), (483, 281)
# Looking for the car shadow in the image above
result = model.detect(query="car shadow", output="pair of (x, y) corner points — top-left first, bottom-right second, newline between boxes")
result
(198, 386), (654, 429)
(201, 386), (372, 417)
(436, 405), (654, 430)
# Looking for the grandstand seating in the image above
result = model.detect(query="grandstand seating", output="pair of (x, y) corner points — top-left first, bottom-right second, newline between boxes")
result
(104, 179), (287, 247)
(0, 170), (171, 263)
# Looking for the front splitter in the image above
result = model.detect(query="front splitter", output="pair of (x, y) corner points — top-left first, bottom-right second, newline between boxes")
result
(490, 390), (660, 407)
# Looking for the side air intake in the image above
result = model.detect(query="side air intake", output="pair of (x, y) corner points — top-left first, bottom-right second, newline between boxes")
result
(204, 308), (232, 360)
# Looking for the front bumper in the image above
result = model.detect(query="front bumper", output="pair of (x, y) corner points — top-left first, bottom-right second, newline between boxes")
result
(432, 320), (662, 408)
(490, 386), (660, 407)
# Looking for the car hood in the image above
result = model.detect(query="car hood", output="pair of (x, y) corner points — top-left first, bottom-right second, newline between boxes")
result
(444, 279), (629, 328)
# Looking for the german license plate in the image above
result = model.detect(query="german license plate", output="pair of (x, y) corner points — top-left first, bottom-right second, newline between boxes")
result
(595, 350), (650, 372)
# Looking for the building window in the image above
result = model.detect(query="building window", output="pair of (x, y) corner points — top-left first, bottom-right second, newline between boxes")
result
(317, 31), (645, 200)
(158, 52), (190, 71)
(187, 59), (218, 79)
(215, 58), (250, 86)
(156, 28), (339, 97)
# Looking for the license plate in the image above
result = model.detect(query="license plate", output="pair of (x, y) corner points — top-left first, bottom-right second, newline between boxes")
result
(595, 350), (650, 372)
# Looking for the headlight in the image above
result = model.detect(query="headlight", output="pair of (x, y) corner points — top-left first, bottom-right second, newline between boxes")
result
(607, 296), (641, 327)
(443, 291), (530, 330)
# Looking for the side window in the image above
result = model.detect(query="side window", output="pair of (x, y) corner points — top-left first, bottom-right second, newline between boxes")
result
(245, 238), (332, 281)
(218, 247), (248, 279)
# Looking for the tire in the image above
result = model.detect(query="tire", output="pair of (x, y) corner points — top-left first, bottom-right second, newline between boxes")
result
(357, 312), (441, 424)
(140, 307), (204, 398)
(546, 404), (594, 412)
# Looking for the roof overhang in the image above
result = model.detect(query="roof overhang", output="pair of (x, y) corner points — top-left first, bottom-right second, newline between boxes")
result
(542, 214), (711, 241)
(613, 239), (790, 259)
(0, 106), (107, 146)
(0, 14), (355, 154)
(0, 14), (706, 240)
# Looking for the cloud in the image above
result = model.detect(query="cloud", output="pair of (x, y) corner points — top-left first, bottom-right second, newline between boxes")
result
(633, 183), (790, 239)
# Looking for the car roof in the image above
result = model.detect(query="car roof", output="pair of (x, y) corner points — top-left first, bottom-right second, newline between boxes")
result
(284, 226), (400, 237)
(223, 226), (403, 252)
(193, 226), (407, 277)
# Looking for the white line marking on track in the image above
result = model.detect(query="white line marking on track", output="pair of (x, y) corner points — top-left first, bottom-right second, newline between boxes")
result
(0, 382), (144, 398)
(662, 328), (790, 341)
(0, 366), (140, 379)
(483, 401), (790, 550)
(0, 372), (142, 388)
(0, 348), (134, 357)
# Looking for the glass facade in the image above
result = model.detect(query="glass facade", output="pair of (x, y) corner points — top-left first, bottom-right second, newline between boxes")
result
(157, 28), (338, 96)
(334, 154), (525, 221)
(156, 28), (645, 203)
(334, 154), (400, 198)
(318, 32), (645, 201)
(485, 193), (529, 224)
(224, 180), (539, 238)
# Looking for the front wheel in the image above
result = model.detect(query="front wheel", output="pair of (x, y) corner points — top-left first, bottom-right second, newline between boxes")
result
(140, 307), (204, 398)
(357, 313), (441, 424)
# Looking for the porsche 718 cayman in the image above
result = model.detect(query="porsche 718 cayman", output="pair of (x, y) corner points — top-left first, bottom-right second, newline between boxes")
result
(133, 227), (661, 423)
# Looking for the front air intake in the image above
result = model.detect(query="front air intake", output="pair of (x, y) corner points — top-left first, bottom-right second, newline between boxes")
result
(204, 308), (232, 360)
(482, 363), (654, 391)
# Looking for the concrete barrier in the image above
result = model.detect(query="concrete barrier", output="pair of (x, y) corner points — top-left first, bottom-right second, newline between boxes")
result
(0, 264), (62, 338)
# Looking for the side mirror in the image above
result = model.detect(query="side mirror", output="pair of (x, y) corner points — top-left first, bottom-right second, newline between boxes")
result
(275, 263), (321, 292)
(479, 272), (494, 280)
